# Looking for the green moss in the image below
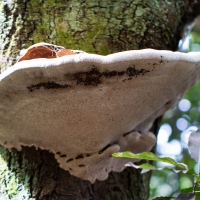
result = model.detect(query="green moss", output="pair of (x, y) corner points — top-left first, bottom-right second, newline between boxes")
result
(1, 0), (185, 67)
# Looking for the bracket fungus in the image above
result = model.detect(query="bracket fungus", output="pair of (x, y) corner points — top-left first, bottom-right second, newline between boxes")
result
(0, 43), (200, 183)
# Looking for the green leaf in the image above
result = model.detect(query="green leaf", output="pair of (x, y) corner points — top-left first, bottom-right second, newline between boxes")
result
(181, 186), (200, 194)
(191, 31), (200, 43)
(113, 152), (188, 170)
(181, 187), (193, 194)
(195, 192), (200, 200)
(125, 162), (195, 176)
(194, 186), (200, 192)
(196, 175), (200, 183)
(186, 168), (197, 176)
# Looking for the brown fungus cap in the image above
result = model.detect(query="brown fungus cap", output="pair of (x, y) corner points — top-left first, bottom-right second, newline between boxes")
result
(17, 43), (77, 62)
(0, 43), (200, 182)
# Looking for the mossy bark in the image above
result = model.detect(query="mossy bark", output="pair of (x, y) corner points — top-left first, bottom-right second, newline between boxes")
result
(0, 0), (200, 199)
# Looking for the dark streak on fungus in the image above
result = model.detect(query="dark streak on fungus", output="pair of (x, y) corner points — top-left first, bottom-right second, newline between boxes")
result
(75, 154), (84, 159)
(123, 131), (135, 137)
(159, 60), (164, 64)
(60, 154), (67, 158)
(99, 143), (113, 154)
(66, 158), (74, 163)
(74, 65), (150, 86)
(79, 164), (85, 167)
(123, 130), (142, 137)
(27, 81), (70, 92)
(27, 65), (150, 92)
(126, 66), (149, 77)
(74, 67), (101, 86)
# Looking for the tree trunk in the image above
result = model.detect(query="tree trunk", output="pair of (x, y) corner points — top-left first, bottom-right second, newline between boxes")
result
(0, 0), (199, 199)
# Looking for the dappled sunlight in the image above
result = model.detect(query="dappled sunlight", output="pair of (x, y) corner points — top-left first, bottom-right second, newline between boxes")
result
(157, 124), (172, 145)
(178, 99), (191, 112)
(157, 140), (182, 156)
(176, 118), (189, 131)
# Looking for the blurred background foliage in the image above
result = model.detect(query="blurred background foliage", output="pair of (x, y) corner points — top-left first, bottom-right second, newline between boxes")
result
(149, 15), (200, 199)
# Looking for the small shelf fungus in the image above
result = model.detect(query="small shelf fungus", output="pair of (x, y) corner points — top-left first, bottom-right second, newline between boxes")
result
(0, 43), (200, 183)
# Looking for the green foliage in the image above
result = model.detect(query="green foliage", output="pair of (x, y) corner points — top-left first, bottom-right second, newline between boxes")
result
(113, 152), (187, 170)
(113, 129), (200, 199)
(143, 18), (200, 199)
(196, 175), (200, 183)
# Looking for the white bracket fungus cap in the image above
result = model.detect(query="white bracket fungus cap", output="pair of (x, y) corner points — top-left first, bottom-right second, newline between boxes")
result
(0, 43), (200, 182)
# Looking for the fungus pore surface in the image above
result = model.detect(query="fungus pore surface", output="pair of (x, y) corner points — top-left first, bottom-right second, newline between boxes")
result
(0, 45), (200, 182)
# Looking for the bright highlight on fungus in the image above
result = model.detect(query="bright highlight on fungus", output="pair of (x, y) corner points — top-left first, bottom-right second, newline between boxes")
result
(0, 43), (200, 183)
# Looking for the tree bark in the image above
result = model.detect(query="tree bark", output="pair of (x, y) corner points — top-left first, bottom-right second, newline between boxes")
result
(0, 0), (199, 199)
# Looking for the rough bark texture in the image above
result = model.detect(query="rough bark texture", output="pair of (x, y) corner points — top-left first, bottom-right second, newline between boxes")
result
(0, 0), (200, 199)
(1, 0), (200, 71)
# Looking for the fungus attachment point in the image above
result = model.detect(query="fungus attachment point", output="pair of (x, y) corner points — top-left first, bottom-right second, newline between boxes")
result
(1, 43), (200, 182)
(17, 43), (76, 62)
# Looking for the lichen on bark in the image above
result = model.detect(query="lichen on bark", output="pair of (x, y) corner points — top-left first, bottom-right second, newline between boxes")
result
(0, 0), (195, 72)
(0, 146), (31, 199)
